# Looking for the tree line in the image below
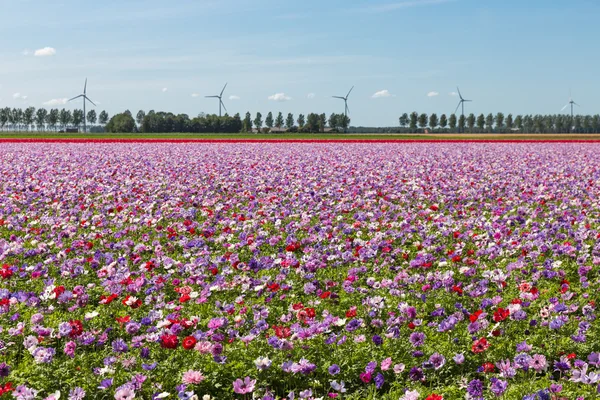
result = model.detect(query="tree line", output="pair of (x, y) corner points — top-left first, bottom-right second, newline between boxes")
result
(0, 107), (109, 132)
(398, 112), (600, 133)
(109, 110), (352, 133)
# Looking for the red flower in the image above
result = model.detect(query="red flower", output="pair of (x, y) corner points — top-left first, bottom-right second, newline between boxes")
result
(305, 307), (316, 318)
(69, 320), (84, 338)
(320, 291), (331, 299)
(182, 336), (197, 350)
(0, 264), (13, 280)
(472, 337), (490, 353)
(345, 307), (357, 318)
(0, 382), (14, 395)
(160, 334), (179, 349)
(493, 308), (510, 322)
(179, 294), (191, 303)
(408, 322), (416, 330)
(469, 310), (483, 323)
(482, 362), (495, 373)
(425, 394), (443, 400)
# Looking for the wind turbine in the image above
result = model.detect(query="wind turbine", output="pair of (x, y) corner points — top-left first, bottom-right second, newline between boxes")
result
(68, 78), (96, 133)
(454, 87), (472, 133)
(561, 90), (580, 119)
(454, 87), (472, 117)
(332, 86), (353, 133)
(206, 83), (228, 117)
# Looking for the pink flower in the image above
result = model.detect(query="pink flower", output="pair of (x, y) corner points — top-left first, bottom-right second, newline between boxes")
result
(64, 341), (76, 358)
(114, 388), (135, 400)
(380, 357), (392, 371)
(182, 370), (205, 385)
(233, 377), (256, 394)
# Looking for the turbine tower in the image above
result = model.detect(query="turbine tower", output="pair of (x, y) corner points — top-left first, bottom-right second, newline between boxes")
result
(206, 83), (228, 117)
(561, 90), (580, 119)
(332, 86), (353, 133)
(68, 78), (96, 133)
(454, 87), (472, 133)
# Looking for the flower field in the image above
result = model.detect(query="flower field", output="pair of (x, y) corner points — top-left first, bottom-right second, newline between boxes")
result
(1, 142), (599, 400)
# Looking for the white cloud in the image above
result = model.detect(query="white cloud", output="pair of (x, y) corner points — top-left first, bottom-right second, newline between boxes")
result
(268, 93), (291, 102)
(427, 91), (439, 97)
(43, 98), (68, 106)
(22, 49), (31, 56)
(229, 95), (240, 100)
(13, 93), (27, 100)
(162, 87), (168, 92)
(34, 47), (56, 57)
(372, 90), (394, 98)
(449, 92), (458, 97)
(307, 93), (316, 99)
(191, 93), (200, 97)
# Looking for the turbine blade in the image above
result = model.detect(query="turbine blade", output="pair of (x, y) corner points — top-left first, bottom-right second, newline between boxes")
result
(69, 95), (83, 102)
(465, 100), (473, 102)
(457, 86), (463, 100)
(220, 83), (228, 97)
(84, 96), (97, 106)
(205, 95), (219, 98)
(561, 104), (570, 111)
(332, 96), (345, 99)
(346, 104), (350, 114)
(574, 102), (581, 107)
(220, 100), (228, 113)
(454, 102), (461, 114)
(84, 78), (87, 94)
(346, 86), (354, 98)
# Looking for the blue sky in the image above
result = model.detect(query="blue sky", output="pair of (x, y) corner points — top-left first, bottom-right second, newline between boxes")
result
(0, 0), (599, 126)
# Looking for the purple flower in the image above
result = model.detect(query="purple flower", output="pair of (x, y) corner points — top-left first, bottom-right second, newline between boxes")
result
(0, 362), (10, 377)
(372, 335), (383, 346)
(374, 373), (385, 389)
(409, 367), (424, 382)
(453, 353), (465, 364)
(409, 332), (426, 347)
(328, 364), (340, 375)
(489, 378), (508, 397)
(467, 379), (483, 398)
(68, 387), (86, 400)
(429, 353), (446, 370)
(112, 339), (129, 353)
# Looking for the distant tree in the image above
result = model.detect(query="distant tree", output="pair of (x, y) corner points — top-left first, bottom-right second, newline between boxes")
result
(409, 112), (418, 132)
(485, 113), (494, 133)
(12, 108), (23, 131)
(439, 114), (448, 131)
(275, 112), (284, 129)
(73, 109), (85, 128)
(99, 111), (109, 126)
(285, 113), (295, 129)
(297, 114), (305, 128)
(306, 113), (320, 133)
(59, 109), (72, 130)
(574, 115), (583, 133)
(87, 110), (97, 126)
(136, 110), (146, 126)
(593, 115), (600, 134)
(23, 107), (35, 131)
(232, 113), (243, 133)
(399, 113), (409, 128)
(495, 112), (505, 133)
(467, 113), (476, 133)
(318, 113), (327, 132)
(35, 108), (48, 131)
(0, 108), (9, 131)
(418, 114), (428, 130)
(46, 109), (59, 131)
(253, 112), (263, 132)
(242, 112), (253, 132)
(105, 112), (136, 133)
(449, 114), (457, 132)
(329, 113), (339, 131)
(458, 115), (466, 133)
(429, 113), (438, 131)
(475, 114), (484, 133)
(340, 115), (350, 132)
(505, 114), (513, 131)
(265, 112), (274, 130)
(514, 115), (523, 132)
